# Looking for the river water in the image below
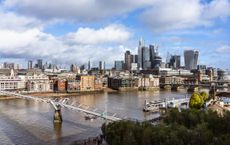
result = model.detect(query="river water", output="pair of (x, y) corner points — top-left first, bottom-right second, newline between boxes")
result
(0, 90), (189, 145)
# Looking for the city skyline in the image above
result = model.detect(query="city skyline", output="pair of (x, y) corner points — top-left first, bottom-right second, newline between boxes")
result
(0, 0), (229, 69)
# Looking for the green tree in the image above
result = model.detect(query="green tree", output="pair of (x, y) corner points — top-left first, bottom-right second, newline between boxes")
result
(189, 92), (204, 109)
(101, 109), (230, 145)
(200, 91), (209, 101)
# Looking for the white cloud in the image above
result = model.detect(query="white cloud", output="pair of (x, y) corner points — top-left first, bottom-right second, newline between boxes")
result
(216, 45), (230, 53)
(3, 0), (155, 21)
(3, 0), (230, 32)
(204, 0), (230, 20)
(65, 24), (131, 45)
(140, 0), (230, 32)
(140, 0), (207, 31)
(0, 11), (41, 31)
(0, 21), (130, 66)
(0, 3), (133, 67)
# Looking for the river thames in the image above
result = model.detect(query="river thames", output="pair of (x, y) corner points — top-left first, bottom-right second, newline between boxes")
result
(0, 90), (190, 144)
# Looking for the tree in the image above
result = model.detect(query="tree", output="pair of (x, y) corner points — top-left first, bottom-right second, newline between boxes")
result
(101, 109), (230, 145)
(200, 91), (209, 101)
(189, 92), (204, 109)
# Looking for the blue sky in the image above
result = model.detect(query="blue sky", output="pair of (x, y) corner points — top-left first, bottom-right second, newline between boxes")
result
(0, 0), (229, 69)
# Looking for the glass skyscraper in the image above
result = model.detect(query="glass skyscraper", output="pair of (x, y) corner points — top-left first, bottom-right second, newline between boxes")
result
(184, 50), (199, 70)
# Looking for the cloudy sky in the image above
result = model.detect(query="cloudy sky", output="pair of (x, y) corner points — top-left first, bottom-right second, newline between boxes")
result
(0, 0), (229, 69)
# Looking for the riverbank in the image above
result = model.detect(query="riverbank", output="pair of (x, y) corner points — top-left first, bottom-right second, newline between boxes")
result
(0, 95), (17, 100)
(26, 91), (105, 97)
(0, 88), (117, 100)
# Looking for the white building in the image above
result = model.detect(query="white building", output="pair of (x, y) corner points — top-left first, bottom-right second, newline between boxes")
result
(138, 75), (159, 88)
(0, 69), (25, 90)
(25, 74), (52, 92)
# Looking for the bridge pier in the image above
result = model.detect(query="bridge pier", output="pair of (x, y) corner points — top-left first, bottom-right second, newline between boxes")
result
(53, 109), (62, 123)
(187, 86), (199, 92)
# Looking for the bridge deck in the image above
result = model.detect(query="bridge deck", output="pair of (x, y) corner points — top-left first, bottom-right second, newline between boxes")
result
(0, 90), (122, 121)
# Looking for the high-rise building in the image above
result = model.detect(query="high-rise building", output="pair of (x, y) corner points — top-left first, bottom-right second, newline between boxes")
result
(138, 37), (145, 70)
(88, 60), (91, 70)
(28, 60), (33, 70)
(133, 55), (138, 63)
(152, 55), (162, 68)
(149, 45), (157, 62)
(169, 55), (181, 69)
(80, 65), (85, 70)
(149, 44), (162, 68)
(184, 50), (199, 70)
(142, 46), (151, 70)
(37, 59), (43, 70)
(99, 61), (105, 71)
(124, 50), (133, 70)
(70, 64), (78, 73)
(99, 61), (102, 71)
(114, 61), (124, 71)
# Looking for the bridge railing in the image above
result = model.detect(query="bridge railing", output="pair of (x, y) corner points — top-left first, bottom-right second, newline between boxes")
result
(0, 90), (123, 122)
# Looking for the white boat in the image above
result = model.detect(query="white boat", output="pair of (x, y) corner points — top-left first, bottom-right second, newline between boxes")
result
(143, 100), (165, 112)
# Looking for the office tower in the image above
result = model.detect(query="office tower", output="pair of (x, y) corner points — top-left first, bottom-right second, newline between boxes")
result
(28, 60), (33, 69)
(138, 37), (145, 70)
(169, 55), (181, 69)
(115, 61), (124, 70)
(149, 45), (157, 62)
(150, 45), (162, 68)
(37, 59), (43, 69)
(80, 65), (85, 70)
(133, 55), (138, 63)
(152, 55), (162, 68)
(99, 61), (105, 71)
(184, 50), (199, 70)
(166, 52), (171, 64)
(88, 60), (90, 70)
(99, 61), (103, 71)
(70, 64), (78, 73)
(142, 46), (151, 70)
(124, 50), (133, 70)
(103, 61), (106, 70)
(150, 44), (161, 68)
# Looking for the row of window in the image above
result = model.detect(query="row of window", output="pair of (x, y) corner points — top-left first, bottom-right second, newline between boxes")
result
(0, 82), (18, 89)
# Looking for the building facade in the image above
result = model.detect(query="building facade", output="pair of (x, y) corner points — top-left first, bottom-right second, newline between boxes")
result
(25, 74), (52, 92)
(77, 75), (95, 91)
(114, 61), (124, 71)
(184, 50), (199, 70)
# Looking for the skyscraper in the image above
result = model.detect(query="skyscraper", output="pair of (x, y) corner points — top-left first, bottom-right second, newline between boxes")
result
(37, 59), (43, 70)
(138, 37), (144, 70)
(169, 55), (181, 69)
(70, 64), (78, 73)
(28, 60), (33, 70)
(99, 61), (105, 71)
(149, 44), (161, 68)
(99, 61), (103, 71)
(142, 46), (151, 70)
(124, 50), (133, 70)
(149, 44), (157, 62)
(114, 61), (124, 70)
(88, 60), (91, 70)
(184, 50), (199, 70)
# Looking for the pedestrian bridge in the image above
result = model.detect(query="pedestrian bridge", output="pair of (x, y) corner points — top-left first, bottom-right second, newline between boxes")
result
(0, 90), (122, 123)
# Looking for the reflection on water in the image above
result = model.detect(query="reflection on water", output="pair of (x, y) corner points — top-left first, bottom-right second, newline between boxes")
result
(54, 123), (62, 142)
(0, 90), (190, 144)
